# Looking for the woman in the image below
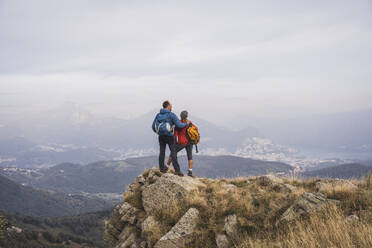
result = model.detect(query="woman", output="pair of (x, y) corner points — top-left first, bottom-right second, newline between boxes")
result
(167, 110), (194, 176)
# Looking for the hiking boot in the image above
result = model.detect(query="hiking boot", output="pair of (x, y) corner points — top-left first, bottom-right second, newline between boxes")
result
(187, 170), (193, 177)
(175, 171), (184, 177)
(160, 168), (168, 173)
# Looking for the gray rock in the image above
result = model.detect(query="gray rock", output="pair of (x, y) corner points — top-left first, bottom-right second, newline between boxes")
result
(120, 233), (136, 248)
(119, 202), (139, 225)
(225, 184), (238, 193)
(278, 183), (297, 193)
(224, 214), (238, 238)
(346, 215), (359, 222)
(142, 173), (205, 214)
(139, 241), (147, 248)
(142, 215), (160, 234)
(280, 192), (338, 222)
(257, 175), (283, 186)
(216, 234), (230, 248)
(119, 226), (133, 242)
(105, 201), (143, 247)
(154, 208), (200, 248)
(146, 168), (161, 183)
(136, 174), (146, 185)
(104, 222), (121, 246)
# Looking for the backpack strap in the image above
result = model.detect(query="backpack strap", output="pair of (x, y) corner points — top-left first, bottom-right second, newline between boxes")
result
(194, 144), (199, 153)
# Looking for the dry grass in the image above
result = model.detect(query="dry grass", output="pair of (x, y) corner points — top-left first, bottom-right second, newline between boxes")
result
(179, 178), (299, 247)
(237, 205), (372, 248)
(361, 174), (372, 190)
(131, 172), (372, 248)
(123, 183), (143, 210)
(233, 176), (372, 248)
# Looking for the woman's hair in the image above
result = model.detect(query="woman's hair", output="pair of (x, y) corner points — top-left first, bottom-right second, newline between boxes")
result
(180, 110), (188, 120)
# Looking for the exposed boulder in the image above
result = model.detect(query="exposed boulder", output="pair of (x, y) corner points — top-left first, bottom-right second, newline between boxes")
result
(142, 173), (205, 214)
(280, 192), (338, 222)
(257, 175), (284, 186)
(120, 233), (137, 248)
(119, 202), (140, 225)
(105, 169), (206, 248)
(346, 214), (359, 222)
(154, 208), (200, 248)
(224, 214), (239, 239)
(142, 216), (160, 234)
(105, 167), (357, 248)
(257, 175), (296, 193)
(104, 184), (145, 247)
(216, 233), (230, 248)
(276, 183), (297, 193)
(225, 184), (238, 193)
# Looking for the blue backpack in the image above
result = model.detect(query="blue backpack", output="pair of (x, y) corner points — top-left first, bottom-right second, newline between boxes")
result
(153, 113), (174, 136)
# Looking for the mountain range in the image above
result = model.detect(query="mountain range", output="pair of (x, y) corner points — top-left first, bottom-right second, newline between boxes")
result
(301, 163), (372, 179)
(0, 156), (293, 200)
(231, 109), (372, 159)
(1, 103), (371, 170)
(0, 103), (263, 168)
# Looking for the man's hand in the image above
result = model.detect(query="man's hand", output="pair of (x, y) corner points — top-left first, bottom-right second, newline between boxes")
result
(186, 120), (191, 125)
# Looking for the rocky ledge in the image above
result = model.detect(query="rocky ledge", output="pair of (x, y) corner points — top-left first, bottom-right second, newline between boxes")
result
(104, 168), (358, 248)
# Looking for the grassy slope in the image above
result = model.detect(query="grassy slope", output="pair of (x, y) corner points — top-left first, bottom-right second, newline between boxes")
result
(0, 174), (112, 218)
(0, 210), (111, 248)
(123, 169), (372, 248)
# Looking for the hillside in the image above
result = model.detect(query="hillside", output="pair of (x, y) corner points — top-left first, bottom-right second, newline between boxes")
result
(0, 174), (112, 218)
(0, 156), (293, 202)
(0, 209), (110, 248)
(302, 163), (372, 179)
(104, 168), (372, 248)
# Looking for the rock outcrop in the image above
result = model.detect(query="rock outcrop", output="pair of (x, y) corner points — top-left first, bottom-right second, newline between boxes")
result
(280, 192), (338, 222)
(154, 208), (200, 248)
(257, 175), (296, 193)
(105, 168), (354, 248)
(224, 214), (238, 238)
(215, 234), (230, 248)
(142, 173), (205, 214)
(104, 168), (206, 248)
(257, 175), (284, 186)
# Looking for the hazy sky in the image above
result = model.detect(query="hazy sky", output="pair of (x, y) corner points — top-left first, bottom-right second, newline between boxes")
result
(1, 0), (371, 122)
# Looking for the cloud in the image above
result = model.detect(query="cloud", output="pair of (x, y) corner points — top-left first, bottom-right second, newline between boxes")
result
(0, 0), (371, 121)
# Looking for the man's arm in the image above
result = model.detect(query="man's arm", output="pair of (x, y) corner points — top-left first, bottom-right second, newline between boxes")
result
(170, 113), (187, 128)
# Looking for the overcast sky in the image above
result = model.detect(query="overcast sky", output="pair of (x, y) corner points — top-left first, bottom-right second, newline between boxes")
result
(1, 0), (371, 123)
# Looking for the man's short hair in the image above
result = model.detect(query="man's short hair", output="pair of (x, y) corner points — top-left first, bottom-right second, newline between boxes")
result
(162, 100), (170, 108)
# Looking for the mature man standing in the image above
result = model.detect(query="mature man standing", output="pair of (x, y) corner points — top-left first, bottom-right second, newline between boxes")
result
(152, 100), (189, 176)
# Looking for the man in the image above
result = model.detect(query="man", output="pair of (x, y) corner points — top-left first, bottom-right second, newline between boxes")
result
(167, 110), (194, 177)
(152, 101), (189, 176)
